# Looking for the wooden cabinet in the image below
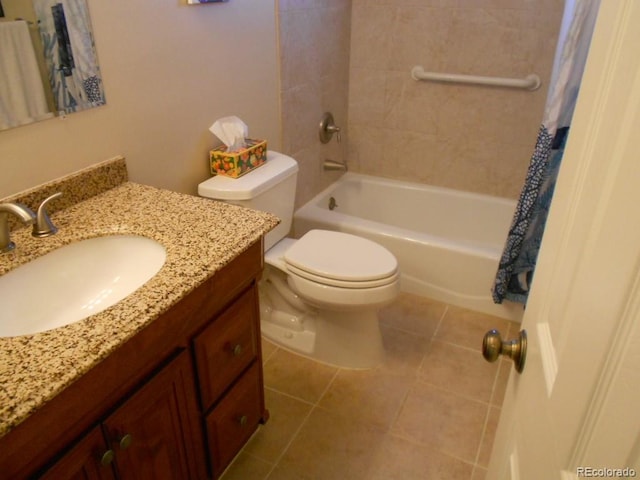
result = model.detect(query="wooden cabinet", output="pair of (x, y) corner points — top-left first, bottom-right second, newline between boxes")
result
(38, 427), (116, 480)
(0, 240), (267, 480)
(193, 287), (265, 478)
(205, 362), (264, 478)
(41, 351), (203, 480)
(102, 351), (204, 480)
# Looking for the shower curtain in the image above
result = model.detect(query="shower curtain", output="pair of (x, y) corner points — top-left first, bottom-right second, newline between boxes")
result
(0, 20), (53, 130)
(493, 0), (601, 304)
(33, 0), (105, 115)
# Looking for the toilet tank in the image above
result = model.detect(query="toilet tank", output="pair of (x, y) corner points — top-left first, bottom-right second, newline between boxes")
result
(198, 151), (299, 250)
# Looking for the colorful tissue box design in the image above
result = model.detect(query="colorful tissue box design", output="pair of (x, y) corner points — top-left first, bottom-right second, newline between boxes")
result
(209, 139), (267, 178)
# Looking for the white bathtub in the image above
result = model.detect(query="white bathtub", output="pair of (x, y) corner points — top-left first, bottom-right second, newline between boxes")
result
(293, 173), (523, 321)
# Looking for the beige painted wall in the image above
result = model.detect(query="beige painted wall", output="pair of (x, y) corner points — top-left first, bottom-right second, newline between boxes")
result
(348, 0), (565, 199)
(0, 0), (280, 198)
(278, 0), (352, 209)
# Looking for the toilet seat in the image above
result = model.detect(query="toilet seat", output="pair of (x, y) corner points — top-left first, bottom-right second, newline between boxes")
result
(285, 263), (399, 289)
(284, 230), (398, 287)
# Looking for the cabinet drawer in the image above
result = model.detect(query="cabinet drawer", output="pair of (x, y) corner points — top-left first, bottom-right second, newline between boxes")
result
(205, 362), (262, 478)
(194, 286), (258, 410)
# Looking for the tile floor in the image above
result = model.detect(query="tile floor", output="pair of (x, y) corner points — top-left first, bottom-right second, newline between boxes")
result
(220, 293), (518, 480)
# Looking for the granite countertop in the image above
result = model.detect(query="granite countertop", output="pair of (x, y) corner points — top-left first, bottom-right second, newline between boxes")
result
(0, 160), (279, 438)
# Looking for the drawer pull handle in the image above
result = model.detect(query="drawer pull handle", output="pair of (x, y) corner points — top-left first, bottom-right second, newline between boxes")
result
(238, 415), (248, 427)
(232, 344), (243, 356)
(100, 449), (115, 466)
(119, 433), (133, 450)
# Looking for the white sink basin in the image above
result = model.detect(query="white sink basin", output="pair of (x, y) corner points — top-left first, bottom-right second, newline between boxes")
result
(0, 235), (166, 337)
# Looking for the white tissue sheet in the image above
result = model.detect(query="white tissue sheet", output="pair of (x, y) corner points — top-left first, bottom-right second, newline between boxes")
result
(209, 116), (248, 152)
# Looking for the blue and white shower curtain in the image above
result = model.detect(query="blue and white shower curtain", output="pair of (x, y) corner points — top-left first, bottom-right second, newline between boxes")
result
(33, 0), (105, 115)
(493, 0), (600, 304)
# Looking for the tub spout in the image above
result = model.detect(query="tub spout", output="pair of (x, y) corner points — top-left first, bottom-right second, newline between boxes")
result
(323, 159), (347, 172)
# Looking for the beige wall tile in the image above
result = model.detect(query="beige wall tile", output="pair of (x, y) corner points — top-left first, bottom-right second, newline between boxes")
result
(278, 1), (352, 209)
(348, 1), (564, 199)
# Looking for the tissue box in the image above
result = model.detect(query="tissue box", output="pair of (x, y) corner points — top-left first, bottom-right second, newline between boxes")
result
(209, 139), (267, 178)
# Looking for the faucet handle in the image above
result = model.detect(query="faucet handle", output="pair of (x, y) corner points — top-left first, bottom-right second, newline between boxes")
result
(33, 192), (63, 238)
(319, 112), (342, 144)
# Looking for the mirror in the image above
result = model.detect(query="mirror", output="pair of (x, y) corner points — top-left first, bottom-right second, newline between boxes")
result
(0, 0), (105, 131)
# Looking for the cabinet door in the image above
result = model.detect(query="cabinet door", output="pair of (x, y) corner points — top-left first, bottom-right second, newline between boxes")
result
(38, 426), (116, 480)
(102, 351), (207, 480)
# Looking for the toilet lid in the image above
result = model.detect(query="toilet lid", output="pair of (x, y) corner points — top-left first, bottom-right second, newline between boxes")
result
(284, 230), (398, 283)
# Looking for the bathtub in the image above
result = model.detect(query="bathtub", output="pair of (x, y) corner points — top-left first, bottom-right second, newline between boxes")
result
(293, 173), (523, 321)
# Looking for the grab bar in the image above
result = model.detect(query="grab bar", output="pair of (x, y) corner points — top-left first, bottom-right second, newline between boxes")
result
(411, 66), (541, 91)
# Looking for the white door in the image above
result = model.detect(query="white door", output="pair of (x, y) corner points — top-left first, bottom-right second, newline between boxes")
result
(488, 1), (640, 479)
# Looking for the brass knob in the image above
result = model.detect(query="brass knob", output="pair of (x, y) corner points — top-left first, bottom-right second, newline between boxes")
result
(238, 415), (248, 427)
(100, 449), (115, 466)
(482, 329), (527, 373)
(119, 433), (133, 450)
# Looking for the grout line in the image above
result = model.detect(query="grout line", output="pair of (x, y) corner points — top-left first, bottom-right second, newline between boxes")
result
(412, 376), (495, 409)
(264, 403), (319, 479)
(432, 304), (449, 338)
(262, 368), (340, 478)
(263, 385), (316, 407)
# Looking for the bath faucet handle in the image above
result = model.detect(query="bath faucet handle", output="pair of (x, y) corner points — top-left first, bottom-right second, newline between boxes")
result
(33, 192), (63, 238)
(319, 112), (342, 144)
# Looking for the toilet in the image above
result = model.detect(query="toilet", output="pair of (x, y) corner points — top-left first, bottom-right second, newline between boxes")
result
(198, 151), (400, 368)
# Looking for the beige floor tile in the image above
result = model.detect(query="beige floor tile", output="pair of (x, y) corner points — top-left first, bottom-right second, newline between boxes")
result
(263, 349), (338, 403)
(266, 464), (315, 480)
(472, 466), (488, 480)
(275, 407), (387, 480)
(477, 406), (501, 468)
(492, 358), (512, 406)
(379, 323), (432, 376)
(436, 306), (512, 351)
(367, 434), (473, 480)
(419, 340), (499, 402)
(261, 338), (278, 362)
(393, 382), (488, 463)
(317, 368), (413, 431)
(243, 388), (313, 462)
(379, 292), (446, 337)
(220, 452), (273, 480)
(235, 295), (512, 478)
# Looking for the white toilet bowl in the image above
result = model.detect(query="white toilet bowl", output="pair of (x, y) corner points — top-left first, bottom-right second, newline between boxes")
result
(260, 230), (400, 368)
(198, 151), (400, 368)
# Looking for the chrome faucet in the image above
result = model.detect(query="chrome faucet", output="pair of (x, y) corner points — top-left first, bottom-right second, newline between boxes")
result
(0, 203), (36, 253)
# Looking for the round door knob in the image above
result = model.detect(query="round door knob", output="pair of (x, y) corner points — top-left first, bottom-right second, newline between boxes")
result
(238, 415), (248, 427)
(482, 329), (527, 373)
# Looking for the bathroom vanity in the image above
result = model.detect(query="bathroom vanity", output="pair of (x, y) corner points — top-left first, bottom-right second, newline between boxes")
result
(0, 158), (279, 479)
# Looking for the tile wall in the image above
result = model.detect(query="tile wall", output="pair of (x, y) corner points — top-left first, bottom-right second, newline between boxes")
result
(347, 0), (565, 199)
(278, 0), (352, 209)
